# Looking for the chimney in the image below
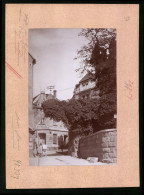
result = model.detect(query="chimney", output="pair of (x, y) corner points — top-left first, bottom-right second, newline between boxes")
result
(53, 90), (57, 99)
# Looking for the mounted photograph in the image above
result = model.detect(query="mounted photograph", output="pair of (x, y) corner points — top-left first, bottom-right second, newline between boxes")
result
(28, 28), (117, 166)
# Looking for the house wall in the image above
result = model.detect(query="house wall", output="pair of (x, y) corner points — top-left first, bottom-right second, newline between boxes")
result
(75, 88), (100, 100)
(73, 77), (100, 100)
(33, 108), (45, 129)
(29, 54), (35, 129)
(79, 80), (96, 92)
(75, 80), (96, 95)
(36, 129), (68, 150)
(78, 129), (117, 163)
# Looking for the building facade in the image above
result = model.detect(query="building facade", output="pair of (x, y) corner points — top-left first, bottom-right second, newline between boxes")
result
(73, 72), (100, 100)
(35, 118), (68, 151)
(28, 53), (68, 154)
(29, 53), (36, 150)
(32, 90), (68, 151)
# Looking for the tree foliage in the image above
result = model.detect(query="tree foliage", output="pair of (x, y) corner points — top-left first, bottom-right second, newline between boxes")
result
(75, 28), (116, 75)
(42, 99), (68, 126)
(75, 28), (117, 129)
(42, 98), (100, 135)
(42, 28), (117, 134)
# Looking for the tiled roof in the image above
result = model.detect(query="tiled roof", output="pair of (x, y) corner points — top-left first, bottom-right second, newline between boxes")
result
(79, 72), (95, 83)
(33, 93), (55, 105)
(35, 118), (68, 132)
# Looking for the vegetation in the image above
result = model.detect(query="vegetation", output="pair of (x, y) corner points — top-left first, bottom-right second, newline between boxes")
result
(42, 28), (116, 135)
(42, 98), (99, 135)
(75, 28), (117, 129)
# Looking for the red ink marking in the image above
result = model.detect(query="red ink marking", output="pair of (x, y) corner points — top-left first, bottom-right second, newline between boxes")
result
(127, 95), (133, 101)
(6, 62), (23, 79)
(125, 80), (134, 101)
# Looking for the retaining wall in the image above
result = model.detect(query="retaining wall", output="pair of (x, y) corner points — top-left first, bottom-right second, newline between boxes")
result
(78, 129), (117, 163)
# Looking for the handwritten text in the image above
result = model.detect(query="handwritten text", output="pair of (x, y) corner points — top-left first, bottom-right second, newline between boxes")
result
(11, 160), (22, 179)
(125, 80), (134, 101)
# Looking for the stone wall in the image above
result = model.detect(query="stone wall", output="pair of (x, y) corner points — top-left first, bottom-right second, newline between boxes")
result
(78, 129), (117, 163)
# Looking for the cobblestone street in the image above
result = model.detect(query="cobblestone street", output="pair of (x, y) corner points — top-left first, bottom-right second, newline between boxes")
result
(29, 153), (114, 166)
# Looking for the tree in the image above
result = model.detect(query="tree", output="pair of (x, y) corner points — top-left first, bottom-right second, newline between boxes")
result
(42, 99), (68, 127)
(42, 98), (100, 157)
(75, 28), (117, 130)
(75, 28), (116, 76)
(42, 98), (99, 135)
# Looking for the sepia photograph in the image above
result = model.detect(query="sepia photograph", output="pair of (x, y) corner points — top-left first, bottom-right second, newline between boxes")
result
(4, 3), (140, 189)
(29, 28), (117, 166)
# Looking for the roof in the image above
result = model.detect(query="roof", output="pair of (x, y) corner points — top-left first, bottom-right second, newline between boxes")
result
(33, 93), (56, 109)
(29, 52), (35, 60)
(33, 94), (39, 102)
(35, 118), (68, 132)
(29, 53), (36, 65)
(46, 94), (54, 100)
(79, 72), (95, 83)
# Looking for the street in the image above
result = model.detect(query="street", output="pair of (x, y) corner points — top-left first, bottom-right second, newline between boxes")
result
(29, 152), (112, 166)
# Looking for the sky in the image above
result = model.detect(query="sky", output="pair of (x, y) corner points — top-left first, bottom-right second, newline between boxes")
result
(29, 28), (88, 100)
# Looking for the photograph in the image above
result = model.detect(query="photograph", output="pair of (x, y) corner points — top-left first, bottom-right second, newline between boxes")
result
(28, 28), (117, 166)
(4, 3), (140, 190)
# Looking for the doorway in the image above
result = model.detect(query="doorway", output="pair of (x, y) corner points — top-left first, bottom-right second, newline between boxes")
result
(38, 133), (46, 145)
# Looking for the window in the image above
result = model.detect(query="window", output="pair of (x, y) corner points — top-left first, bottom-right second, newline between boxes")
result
(29, 137), (33, 142)
(53, 121), (57, 126)
(53, 134), (57, 144)
(64, 135), (68, 144)
(40, 118), (44, 124)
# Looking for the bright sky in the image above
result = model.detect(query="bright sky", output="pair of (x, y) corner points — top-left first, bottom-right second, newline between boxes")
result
(29, 28), (88, 100)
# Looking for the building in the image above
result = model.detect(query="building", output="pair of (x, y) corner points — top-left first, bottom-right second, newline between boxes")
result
(73, 72), (100, 100)
(28, 53), (68, 154)
(29, 53), (36, 150)
(33, 90), (57, 108)
(35, 117), (68, 151)
(32, 90), (68, 151)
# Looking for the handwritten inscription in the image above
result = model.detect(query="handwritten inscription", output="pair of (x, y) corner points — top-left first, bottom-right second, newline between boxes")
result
(125, 80), (134, 101)
(9, 7), (28, 182)
(124, 16), (130, 21)
(12, 111), (21, 150)
(15, 8), (29, 66)
(11, 160), (22, 179)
